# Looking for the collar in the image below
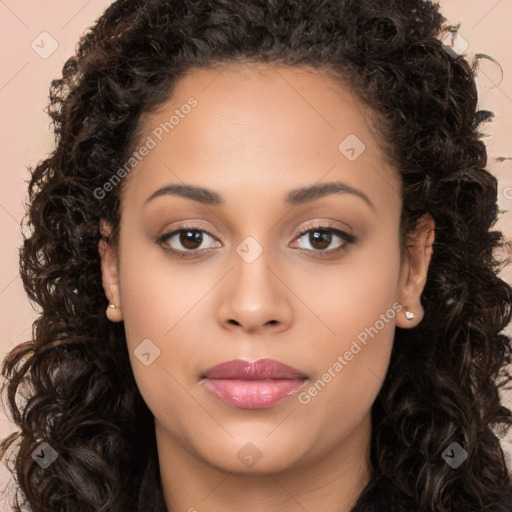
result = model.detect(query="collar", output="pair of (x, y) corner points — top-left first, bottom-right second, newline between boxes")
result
(137, 449), (167, 512)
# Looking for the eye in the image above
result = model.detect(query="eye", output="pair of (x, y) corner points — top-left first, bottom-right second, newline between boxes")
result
(292, 223), (356, 256)
(157, 222), (356, 259)
(157, 225), (221, 258)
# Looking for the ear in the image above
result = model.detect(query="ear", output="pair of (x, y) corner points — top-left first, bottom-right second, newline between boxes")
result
(396, 214), (435, 328)
(98, 220), (123, 322)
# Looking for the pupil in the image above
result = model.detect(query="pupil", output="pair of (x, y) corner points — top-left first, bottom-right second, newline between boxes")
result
(311, 230), (331, 250)
(180, 230), (202, 249)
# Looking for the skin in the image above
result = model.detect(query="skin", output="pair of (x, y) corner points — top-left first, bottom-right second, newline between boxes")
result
(99, 64), (434, 512)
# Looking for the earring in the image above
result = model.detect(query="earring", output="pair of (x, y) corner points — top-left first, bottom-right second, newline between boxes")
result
(405, 308), (415, 321)
(106, 302), (123, 322)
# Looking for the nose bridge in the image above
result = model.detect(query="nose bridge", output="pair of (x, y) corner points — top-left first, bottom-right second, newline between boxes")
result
(217, 235), (293, 332)
(232, 236), (278, 309)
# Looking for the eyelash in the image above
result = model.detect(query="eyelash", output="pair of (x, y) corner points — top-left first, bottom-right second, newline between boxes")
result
(157, 222), (356, 259)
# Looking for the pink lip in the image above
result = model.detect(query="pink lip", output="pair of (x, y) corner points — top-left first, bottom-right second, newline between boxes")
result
(202, 358), (308, 409)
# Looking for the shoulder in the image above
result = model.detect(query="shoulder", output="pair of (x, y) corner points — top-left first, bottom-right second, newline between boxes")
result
(351, 474), (512, 512)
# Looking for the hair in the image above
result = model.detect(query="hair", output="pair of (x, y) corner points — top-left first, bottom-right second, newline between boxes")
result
(2, 0), (512, 510)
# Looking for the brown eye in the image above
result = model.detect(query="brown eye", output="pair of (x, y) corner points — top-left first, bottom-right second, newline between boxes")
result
(158, 225), (221, 257)
(179, 229), (204, 250)
(293, 224), (356, 256)
(307, 230), (332, 250)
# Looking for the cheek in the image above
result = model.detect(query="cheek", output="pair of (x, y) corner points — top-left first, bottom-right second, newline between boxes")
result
(114, 237), (189, 394)
(117, 226), (216, 345)
(294, 233), (402, 420)
(305, 228), (402, 347)
(116, 234), (235, 424)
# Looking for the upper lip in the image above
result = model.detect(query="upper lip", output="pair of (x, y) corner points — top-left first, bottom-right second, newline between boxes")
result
(202, 358), (308, 380)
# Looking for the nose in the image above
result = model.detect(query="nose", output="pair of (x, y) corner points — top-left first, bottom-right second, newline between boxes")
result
(217, 249), (293, 335)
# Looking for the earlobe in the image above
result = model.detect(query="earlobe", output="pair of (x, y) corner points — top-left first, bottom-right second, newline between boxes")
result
(396, 214), (435, 328)
(98, 221), (123, 322)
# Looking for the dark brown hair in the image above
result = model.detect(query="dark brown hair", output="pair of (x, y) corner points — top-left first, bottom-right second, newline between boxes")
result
(2, 0), (512, 510)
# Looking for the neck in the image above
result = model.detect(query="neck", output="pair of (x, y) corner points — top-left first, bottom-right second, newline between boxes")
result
(155, 413), (373, 512)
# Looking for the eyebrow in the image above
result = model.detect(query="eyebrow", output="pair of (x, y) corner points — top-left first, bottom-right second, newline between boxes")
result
(145, 184), (223, 206)
(144, 181), (374, 210)
(286, 181), (374, 210)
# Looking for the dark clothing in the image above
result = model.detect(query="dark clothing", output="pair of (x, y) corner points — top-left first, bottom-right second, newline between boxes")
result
(136, 450), (166, 512)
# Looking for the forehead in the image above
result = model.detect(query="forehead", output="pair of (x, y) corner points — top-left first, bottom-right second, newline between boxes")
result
(123, 63), (399, 208)
(141, 63), (378, 149)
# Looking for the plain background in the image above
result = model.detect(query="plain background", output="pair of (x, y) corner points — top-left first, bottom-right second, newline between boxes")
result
(1, 0), (511, 506)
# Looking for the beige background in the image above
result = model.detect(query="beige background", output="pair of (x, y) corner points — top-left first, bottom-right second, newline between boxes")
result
(1, 0), (511, 506)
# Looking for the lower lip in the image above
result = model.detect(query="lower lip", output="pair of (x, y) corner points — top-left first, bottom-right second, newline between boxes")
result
(203, 378), (307, 409)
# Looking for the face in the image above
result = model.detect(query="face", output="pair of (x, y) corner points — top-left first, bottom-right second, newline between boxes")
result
(100, 64), (433, 475)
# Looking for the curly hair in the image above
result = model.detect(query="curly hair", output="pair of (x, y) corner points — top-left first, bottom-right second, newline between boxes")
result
(2, 0), (512, 510)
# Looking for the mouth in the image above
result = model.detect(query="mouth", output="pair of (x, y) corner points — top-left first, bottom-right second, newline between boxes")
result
(201, 358), (308, 409)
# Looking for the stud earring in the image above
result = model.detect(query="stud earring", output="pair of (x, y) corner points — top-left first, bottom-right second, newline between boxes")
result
(405, 308), (415, 321)
(106, 302), (123, 322)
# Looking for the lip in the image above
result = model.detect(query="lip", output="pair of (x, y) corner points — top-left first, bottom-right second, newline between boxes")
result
(202, 358), (308, 409)
(202, 358), (308, 380)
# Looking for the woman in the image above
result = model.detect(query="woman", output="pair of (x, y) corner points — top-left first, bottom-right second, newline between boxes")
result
(2, 0), (511, 510)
